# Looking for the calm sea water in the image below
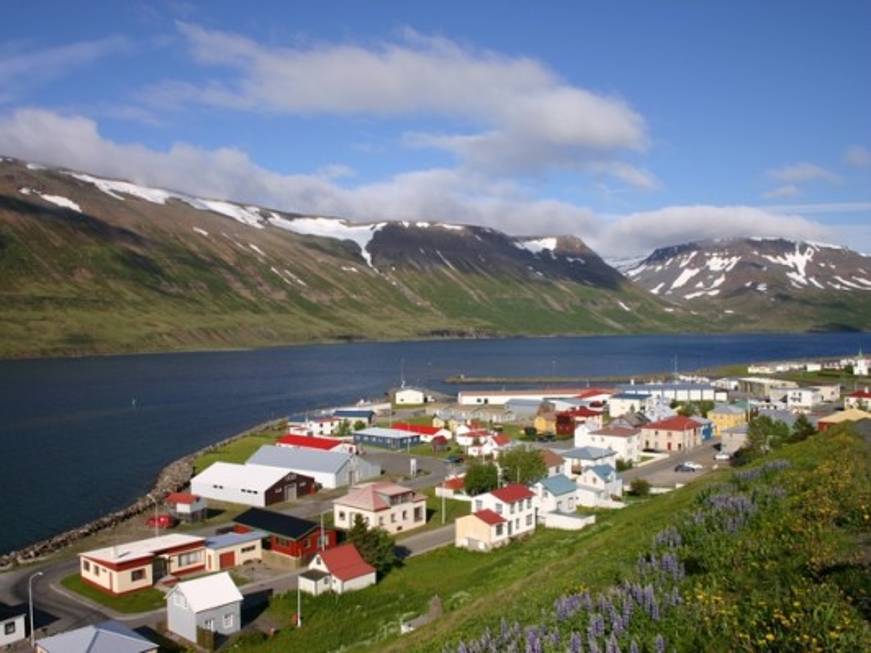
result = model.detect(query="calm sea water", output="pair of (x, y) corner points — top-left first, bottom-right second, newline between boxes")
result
(0, 332), (866, 554)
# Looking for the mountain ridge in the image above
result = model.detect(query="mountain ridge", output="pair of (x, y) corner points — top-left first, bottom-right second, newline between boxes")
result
(1, 156), (868, 358)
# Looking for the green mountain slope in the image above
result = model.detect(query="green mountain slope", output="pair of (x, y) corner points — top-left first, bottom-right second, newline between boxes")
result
(0, 158), (694, 357)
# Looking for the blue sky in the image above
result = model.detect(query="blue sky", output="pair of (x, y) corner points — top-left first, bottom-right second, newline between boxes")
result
(1, 1), (869, 254)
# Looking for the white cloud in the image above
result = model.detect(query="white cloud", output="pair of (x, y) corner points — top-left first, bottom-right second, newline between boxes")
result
(0, 108), (843, 258)
(767, 162), (839, 184)
(845, 144), (871, 168)
(0, 37), (129, 100)
(140, 23), (648, 184)
(762, 184), (800, 199)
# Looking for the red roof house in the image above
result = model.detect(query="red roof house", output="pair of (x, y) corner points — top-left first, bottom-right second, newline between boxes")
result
(300, 543), (377, 595)
(277, 434), (346, 451)
(490, 484), (535, 503)
(640, 415), (702, 452)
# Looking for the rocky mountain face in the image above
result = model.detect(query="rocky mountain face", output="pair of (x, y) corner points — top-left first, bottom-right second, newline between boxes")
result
(625, 238), (871, 330)
(0, 156), (686, 357)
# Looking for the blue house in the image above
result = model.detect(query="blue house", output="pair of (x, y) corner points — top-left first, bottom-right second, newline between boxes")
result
(353, 427), (420, 450)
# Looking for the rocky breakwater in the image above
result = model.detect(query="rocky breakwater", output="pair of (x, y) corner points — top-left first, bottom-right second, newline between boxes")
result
(0, 418), (282, 570)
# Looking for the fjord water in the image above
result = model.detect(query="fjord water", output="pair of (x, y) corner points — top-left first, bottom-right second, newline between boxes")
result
(0, 332), (867, 554)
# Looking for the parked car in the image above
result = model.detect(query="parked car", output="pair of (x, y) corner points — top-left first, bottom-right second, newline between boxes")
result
(683, 461), (704, 470)
(446, 454), (464, 464)
(674, 463), (697, 473)
(146, 513), (178, 529)
(714, 452), (732, 461)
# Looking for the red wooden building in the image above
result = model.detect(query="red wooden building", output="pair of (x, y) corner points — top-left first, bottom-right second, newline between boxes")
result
(233, 508), (337, 564)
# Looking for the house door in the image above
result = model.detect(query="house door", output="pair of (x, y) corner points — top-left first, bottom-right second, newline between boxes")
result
(153, 557), (167, 580)
(667, 442), (672, 451)
(219, 552), (236, 569)
(285, 484), (297, 502)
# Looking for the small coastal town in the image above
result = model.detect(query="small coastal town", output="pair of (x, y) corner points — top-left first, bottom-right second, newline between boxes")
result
(1, 352), (869, 652)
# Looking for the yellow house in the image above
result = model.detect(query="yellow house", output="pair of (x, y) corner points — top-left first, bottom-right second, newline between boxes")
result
(454, 509), (509, 552)
(79, 534), (206, 595)
(534, 411), (557, 435)
(708, 404), (746, 437)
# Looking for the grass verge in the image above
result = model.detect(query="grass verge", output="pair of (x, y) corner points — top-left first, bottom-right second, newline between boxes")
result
(60, 573), (165, 613)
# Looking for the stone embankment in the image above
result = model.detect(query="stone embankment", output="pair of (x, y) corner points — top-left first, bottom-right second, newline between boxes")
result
(0, 419), (282, 570)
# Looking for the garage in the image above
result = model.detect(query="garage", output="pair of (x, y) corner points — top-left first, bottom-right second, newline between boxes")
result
(219, 551), (236, 569)
(204, 530), (266, 572)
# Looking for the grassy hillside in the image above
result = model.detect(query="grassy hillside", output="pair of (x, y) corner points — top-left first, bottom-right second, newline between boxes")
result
(227, 426), (870, 652)
(0, 161), (698, 358)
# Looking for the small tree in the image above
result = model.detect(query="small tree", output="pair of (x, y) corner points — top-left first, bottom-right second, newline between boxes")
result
(789, 414), (816, 443)
(464, 460), (499, 495)
(499, 445), (547, 485)
(629, 478), (651, 497)
(347, 515), (397, 576)
(747, 415), (790, 452)
(353, 419), (367, 431)
(523, 426), (538, 440)
(335, 420), (352, 437)
(616, 458), (633, 472)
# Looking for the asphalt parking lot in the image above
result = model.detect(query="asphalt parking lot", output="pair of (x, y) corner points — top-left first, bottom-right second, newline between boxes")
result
(621, 440), (728, 487)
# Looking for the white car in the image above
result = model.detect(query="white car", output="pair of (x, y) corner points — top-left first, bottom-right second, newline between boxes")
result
(714, 452), (731, 461)
(684, 461), (704, 470)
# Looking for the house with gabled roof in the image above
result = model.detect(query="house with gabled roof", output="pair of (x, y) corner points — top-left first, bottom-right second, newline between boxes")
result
(845, 389), (871, 410)
(333, 481), (426, 534)
(533, 474), (577, 515)
(35, 620), (157, 653)
(190, 461), (315, 507)
(166, 572), (243, 645)
(391, 422), (453, 443)
(539, 449), (565, 477)
(466, 433), (514, 458)
(576, 464), (623, 508)
(165, 492), (207, 522)
(298, 543), (377, 595)
(470, 484), (536, 540)
(454, 509), (510, 552)
(0, 603), (26, 648)
(561, 446), (617, 478)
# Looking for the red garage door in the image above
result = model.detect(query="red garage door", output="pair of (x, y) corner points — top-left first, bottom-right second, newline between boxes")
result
(219, 551), (236, 569)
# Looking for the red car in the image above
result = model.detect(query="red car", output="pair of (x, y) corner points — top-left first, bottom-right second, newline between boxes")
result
(145, 513), (178, 529)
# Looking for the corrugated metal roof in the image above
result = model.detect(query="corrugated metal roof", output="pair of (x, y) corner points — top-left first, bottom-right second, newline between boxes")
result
(168, 572), (243, 613)
(247, 445), (351, 474)
(537, 474), (577, 496)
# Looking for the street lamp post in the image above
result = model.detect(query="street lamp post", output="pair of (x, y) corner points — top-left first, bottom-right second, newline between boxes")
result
(297, 586), (302, 628)
(28, 570), (44, 645)
(147, 493), (159, 537)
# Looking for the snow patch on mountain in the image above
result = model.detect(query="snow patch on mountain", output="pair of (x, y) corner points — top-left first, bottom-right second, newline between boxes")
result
(271, 216), (385, 268)
(517, 237), (558, 255)
(671, 267), (700, 289)
(19, 187), (81, 212)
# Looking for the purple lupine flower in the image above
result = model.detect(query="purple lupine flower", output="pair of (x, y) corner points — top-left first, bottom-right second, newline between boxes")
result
(587, 633), (600, 653)
(654, 634), (666, 653)
(457, 643), (468, 653)
(569, 631), (583, 653)
(524, 626), (541, 653)
(629, 640), (639, 653)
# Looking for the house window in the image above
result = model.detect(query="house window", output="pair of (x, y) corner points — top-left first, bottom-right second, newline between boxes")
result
(526, 514), (533, 526)
(131, 569), (145, 582)
(494, 503), (502, 514)
(177, 551), (203, 567)
(82, 560), (90, 572)
(4, 622), (16, 635)
(93, 566), (100, 576)
(173, 593), (187, 609)
(241, 545), (256, 553)
(495, 524), (503, 536)
(391, 514), (396, 523)
(338, 511), (346, 521)
(223, 613), (234, 629)
(203, 618), (215, 632)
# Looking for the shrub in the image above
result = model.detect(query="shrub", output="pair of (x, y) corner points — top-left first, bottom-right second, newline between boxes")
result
(629, 478), (651, 496)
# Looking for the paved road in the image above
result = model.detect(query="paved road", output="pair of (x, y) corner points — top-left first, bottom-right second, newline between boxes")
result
(621, 440), (726, 487)
(0, 449), (452, 644)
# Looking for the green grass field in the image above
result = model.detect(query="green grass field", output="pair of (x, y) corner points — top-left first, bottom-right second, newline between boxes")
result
(193, 430), (281, 474)
(60, 574), (166, 613)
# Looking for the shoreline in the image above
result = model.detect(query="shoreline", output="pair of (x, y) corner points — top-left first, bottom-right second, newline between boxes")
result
(0, 417), (283, 570)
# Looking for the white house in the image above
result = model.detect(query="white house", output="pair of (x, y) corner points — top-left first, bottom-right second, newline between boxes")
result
(298, 543), (377, 595)
(787, 387), (824, 410)
(533, 474), (577, 515)
(392, 387), (432, 405)
(455, 427), (491, 448)
(457, 388), (593, 407)
(471, 484), (537, 539)
(607, 393), (652, 418)
(576, 464), (623, 507)
(287, 416), (342, 437)
(854, 358), (869, 376)
(166, 573), (243, 645)
(333, 481), (426, 534)
(574, 426), (641, 464)
(0, 605), (26, 648)
(466, 434), (514, 458)
(617, 383), (726, 402)
(845, 389), (871, 410)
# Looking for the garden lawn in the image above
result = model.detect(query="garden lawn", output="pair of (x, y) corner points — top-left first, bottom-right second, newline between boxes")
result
(60, 574), (165, 613)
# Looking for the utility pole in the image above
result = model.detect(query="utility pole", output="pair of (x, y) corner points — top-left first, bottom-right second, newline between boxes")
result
(297, 586), (302, 628)
(29, 571), (43, 645)
(147, 493), (159, 537)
